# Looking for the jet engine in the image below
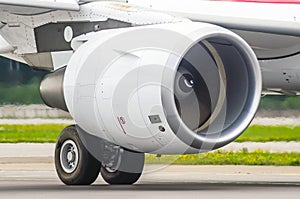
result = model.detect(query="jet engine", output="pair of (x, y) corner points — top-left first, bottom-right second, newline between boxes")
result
(42, 22), (261, 154)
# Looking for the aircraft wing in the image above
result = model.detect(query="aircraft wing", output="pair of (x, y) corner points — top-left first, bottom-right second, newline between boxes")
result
(0, 0), (80, 13)
(128, 0), (300, 61)
(128, 0), (300, 37)
(0, 0), (126, 13)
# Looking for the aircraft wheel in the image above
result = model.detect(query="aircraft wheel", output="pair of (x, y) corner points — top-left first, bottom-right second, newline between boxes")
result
(101, 150), (144, 185)
(55, 125), (101, 185)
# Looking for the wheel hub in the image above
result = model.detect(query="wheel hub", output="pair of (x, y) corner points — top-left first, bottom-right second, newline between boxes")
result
(60, 140), (79, 174)
(67, 151), (75, 162)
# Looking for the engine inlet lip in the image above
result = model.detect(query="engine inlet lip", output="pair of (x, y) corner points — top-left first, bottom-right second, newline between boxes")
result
(161, 32), (262, 150)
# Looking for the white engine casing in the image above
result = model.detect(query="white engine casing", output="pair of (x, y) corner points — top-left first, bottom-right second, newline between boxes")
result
(64, 22), (261, 154)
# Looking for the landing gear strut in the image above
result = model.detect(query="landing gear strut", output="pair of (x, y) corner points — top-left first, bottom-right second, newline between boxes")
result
(55, 125), (145, 185)
(101, 149), (145, 185)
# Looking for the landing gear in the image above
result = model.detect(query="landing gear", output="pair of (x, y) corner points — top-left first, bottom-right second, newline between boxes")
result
(55, 125), (101, 185)
(55, 125), (145, 185)
(101, 150), (145, 185)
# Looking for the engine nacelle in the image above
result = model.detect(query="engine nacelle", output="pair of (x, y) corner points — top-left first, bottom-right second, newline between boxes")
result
(40, 67), (68, 112)
(64, 22), (261, 154)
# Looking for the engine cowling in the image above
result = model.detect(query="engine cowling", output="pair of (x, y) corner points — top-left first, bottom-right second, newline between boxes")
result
(40, 67), (68, 112)
(63, 22), (261, 154)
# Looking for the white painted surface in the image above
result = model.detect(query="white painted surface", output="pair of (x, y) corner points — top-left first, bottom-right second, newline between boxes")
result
(0, 0), (79, 11)
(63, 26), (73, 42)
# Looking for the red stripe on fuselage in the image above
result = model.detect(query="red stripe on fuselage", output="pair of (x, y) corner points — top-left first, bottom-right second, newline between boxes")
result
(214, 0), (300, 4)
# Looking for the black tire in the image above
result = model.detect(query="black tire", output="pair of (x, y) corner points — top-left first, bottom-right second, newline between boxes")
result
(55, 125), (101, 185)
(101, 168), (142, 185)
(101, 150), (144, 185)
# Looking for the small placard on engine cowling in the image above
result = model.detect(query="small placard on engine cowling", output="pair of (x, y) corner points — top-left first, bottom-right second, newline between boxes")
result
(148, 115), (162, 124)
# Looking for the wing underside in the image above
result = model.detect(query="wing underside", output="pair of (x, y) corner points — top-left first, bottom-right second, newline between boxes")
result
(0, 0), (81, 14)
(1, 0), (300, 94)
(0, 0), (127, 14)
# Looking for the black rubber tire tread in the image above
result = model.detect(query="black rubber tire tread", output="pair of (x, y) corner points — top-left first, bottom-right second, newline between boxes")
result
(100, 151), (144, 185)
(55, 125), (101, 185)
(101, 167), (143, 185)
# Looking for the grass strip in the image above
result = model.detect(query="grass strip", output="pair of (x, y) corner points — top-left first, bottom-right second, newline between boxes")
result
(0, 124), (300, 166)
(145, 150), (300, 166)
(0, 124), (68, 143)
(236, 125), (300, 142)
(0, 124), (300, 143)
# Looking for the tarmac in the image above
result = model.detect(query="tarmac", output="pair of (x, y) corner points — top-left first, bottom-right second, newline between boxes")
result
(0, 161), (299, 199)
(0, 130), (299, 198)
(0, 141), (299, 164)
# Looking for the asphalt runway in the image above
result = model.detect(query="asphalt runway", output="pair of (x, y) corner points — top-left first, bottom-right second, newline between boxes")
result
(0, 163), (299, 199)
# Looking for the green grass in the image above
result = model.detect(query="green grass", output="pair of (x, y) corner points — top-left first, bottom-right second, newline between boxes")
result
(236, 125), (300, 142)
(0, 124), (68, 143)
(145, 150), (300, 166)
(0, 124), (299, 143)
(0, 78), (44, 105)
(0, 124), (300, 166)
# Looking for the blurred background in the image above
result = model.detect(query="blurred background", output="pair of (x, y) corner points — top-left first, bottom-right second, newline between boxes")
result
(1, 57), (300, 111)
(0, 56), (299, 168)
(0, 57), (47, 105)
